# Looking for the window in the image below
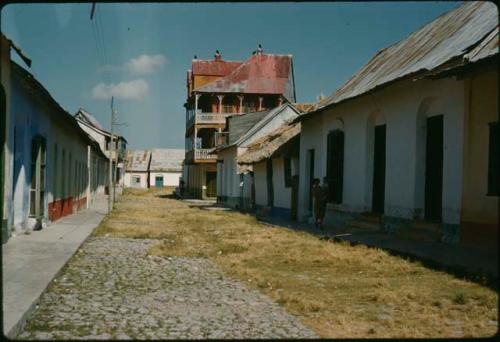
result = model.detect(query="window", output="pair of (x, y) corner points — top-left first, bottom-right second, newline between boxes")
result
(284, 157), (292, 188)
(326, 130), (344, 204)
(488, 122), (499, 196)
(133, 176), (141, 184)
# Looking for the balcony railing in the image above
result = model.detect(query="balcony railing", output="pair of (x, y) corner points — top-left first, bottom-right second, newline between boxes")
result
(186, 109), (235, 129)
(196, 148), (217, 160)
(186, 148), (217, 162)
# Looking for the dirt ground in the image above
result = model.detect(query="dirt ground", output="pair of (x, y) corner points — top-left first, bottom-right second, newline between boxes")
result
(93, 188), (498, 338)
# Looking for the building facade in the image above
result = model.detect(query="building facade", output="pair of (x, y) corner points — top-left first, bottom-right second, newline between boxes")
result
(1, 40), (109, 241)
(149, 149), (184, 188)
(183, 47), (296, 199)
(216, 103), (300, 209)
(296, 2), (498, 247)
(124, 150), (151, 189)
(75, 109), (127, 189)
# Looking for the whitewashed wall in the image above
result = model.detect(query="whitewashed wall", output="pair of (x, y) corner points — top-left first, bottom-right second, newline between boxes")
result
(272, 157), (292, 209)
(254, 161), (267, 207)
(298, 76), (464, 224)
(124, 172), (148, 188)
(149, 172), (181, 187)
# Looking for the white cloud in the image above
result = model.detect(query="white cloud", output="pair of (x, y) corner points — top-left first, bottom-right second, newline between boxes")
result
(125, 54), (166, 75)
(91, 79), (149, 100)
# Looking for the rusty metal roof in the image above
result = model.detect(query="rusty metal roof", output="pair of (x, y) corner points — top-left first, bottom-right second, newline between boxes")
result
(195, 53), (294, 98)
(314, 2), (498, 112)
(125, 150), (151, 172)
(150, 149), (184, 172)
(191, 59), (243, 76)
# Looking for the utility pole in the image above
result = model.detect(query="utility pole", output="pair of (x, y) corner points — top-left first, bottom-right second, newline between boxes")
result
(108, 96), (115, 214)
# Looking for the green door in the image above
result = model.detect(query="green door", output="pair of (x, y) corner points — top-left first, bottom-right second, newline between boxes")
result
(155, 176), (164, 188)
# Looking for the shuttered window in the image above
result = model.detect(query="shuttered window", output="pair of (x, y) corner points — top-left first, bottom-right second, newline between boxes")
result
(488, 122), (499, 196)
(326, 130), (344, 204)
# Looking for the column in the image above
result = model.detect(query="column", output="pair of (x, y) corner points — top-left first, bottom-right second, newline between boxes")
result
(194, 93), (201, 123)
(258, 96), (263, 111)
(238, 95), (244, 114)
(217, 95), (224, 114)
(278, 96), (283, 106)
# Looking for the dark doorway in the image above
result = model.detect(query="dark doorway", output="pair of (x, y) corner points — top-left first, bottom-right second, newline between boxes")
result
(424, 115), (443, 222)
(307, 149), (315, 211)
(206, 171), (217, 197)
(372, 124), (386, 214)
(326, 130), (344, 204)
(266, 159), (274, 207)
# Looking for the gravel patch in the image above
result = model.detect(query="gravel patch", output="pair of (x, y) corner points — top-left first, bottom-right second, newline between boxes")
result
(18, 237), (316, 340)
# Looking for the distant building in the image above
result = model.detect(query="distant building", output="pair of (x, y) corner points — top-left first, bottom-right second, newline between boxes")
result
(74, 108), (127, 188)
(124, 150), (151, 189)
(149, 149), (184, 188)
(183, 47), (296, 199)
(238, 122), (301, 220)
(216, 103), (301, 210)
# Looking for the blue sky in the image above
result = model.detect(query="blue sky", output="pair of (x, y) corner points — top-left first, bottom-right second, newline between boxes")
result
(1, 1), (461, 149)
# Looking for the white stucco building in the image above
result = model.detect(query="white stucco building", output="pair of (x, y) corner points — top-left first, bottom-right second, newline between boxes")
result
(124, 150), (151, 189)
(1, 36), (109, 241)
(149, 149), (184, 188)
(238, 122), (301, 219)
(216, 103), (301, 210)
(295, 2), (498, 246)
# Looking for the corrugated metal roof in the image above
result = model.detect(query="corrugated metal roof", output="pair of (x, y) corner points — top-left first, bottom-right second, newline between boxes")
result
(75, 108), (105, 131)
(150, 149), (184, 172)
(315, 2), (497, 110)
(125, 150), (151, 172)
(191, 59), (242, 76)
(233, 103), (299, 147)
(195, 54), (293, 97)
(11, 62), (107, 159)
(465, 26), (498, 63)
(227, 110), (271, 145)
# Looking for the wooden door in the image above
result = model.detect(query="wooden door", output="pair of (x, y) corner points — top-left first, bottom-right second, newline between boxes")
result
(327, 130), (344, 204)
(424, 115), (443, 222)
(372, 125), (386, 214)
(206, 171), (217, 197)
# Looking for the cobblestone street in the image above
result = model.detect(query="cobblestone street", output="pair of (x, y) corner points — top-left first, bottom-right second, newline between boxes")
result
(18, 237), (316, 340)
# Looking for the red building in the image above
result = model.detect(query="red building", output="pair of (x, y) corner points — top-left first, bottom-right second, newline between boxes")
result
(183, 47), (296, 198)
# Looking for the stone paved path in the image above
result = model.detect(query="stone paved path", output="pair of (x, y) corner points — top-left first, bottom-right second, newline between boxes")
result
(17, 237), (317, 340)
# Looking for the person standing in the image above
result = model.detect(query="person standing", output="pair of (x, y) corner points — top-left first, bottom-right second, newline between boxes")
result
(312, 178), (327, 230)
